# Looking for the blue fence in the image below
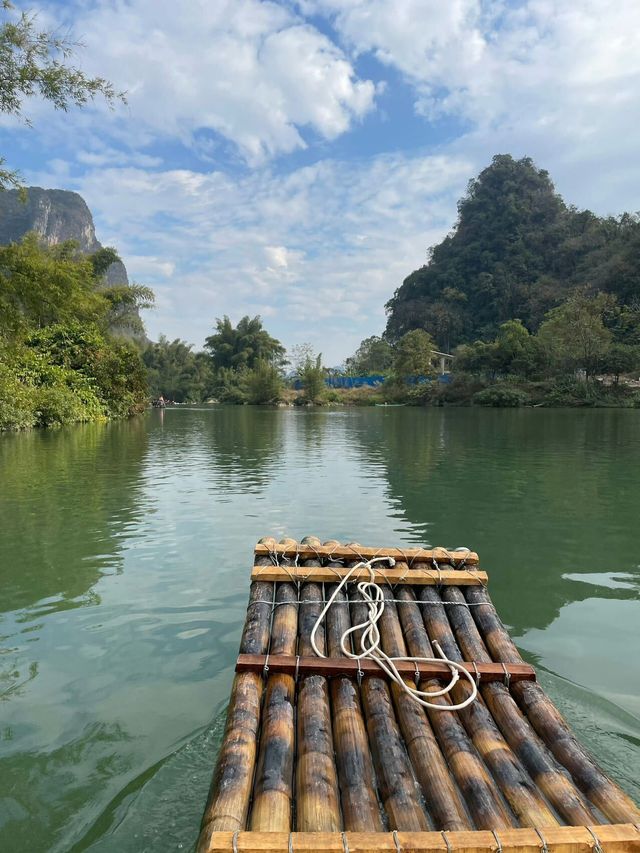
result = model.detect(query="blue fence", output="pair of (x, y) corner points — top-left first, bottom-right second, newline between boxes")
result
(292, 374), (451, 390)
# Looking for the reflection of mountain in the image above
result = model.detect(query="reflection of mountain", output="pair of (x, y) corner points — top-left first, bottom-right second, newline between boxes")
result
(0, 419), (148, 614)
(349, 408), (640, 637)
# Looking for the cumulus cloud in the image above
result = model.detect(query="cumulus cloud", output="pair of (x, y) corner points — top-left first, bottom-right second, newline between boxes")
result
(15, 0), (640, 364)
(45, 0), (376, 163)
(27, 152), (471, 362)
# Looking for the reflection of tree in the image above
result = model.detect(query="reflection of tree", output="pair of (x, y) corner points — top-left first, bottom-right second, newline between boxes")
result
(197, 406), (285, 491)
(349, 408), (640, 636)
(346, 407), (441, 545)
(0, 418), (148, 614)
(0, 720), (135, 852)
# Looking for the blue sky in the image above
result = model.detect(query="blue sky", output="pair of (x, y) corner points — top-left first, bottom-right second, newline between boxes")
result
(3, 0), (640, 363)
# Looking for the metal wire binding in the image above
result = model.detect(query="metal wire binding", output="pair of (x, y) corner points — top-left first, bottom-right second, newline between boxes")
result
(294, 655), (300, 683)
(501, 662), (511, 688)
(492, 830), (503, 853)
(392, 829), (402, 852)
(263, 653), (270, 678)
(441, 830), (452, 853)
(534, 827), (549, 853)
(472, 660), (481, 687)
(432, 558), (443, 588)
(341, 830), (350, 853)
(288, 832), (294, 853)
(585, 827), (604, 853)
(232, 829), (239, 853)
(414, 660), (421, 686)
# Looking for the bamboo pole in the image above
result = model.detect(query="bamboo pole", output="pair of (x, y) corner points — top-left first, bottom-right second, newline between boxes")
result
(411, 587), (558, 828)
(443, 585), (596, 826)
(294, 537), (342, 832)
(465, 585), (640, 825)
(249, 539), (298, 831)
(323, 542), (385, 833)
(380, 583), (470, 830)
(347, 551), (430, 831)
(198, 539), (276, 849)
(401, 587), (514, 829)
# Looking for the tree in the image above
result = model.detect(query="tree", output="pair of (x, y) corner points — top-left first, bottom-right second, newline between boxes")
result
(345, 335), (394, 375)
(600, 343), (640, 385)
(204, 315), (286, 371)
(392, 329), (435, 380)
(0, 237), (151, 429)
(0, 234), (107, 335)
(245, 360), (283, 404)
(493, 319), (541, 378)
(538, 290), (614, 380)
(0, 235), (153, 338)
(293, 344), (325, 403)
(142, 336), (214, 402)
(1, 1), (124, 188)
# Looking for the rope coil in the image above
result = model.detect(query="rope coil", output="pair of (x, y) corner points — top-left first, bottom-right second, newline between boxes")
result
(310, 556), (478, 711)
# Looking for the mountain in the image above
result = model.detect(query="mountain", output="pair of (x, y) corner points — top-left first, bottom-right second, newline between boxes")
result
(0, 187), (129, 287)
(384, 154), (640, 350)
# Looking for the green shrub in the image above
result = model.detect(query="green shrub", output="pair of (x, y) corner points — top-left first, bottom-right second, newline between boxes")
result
(542, 377), (595, 407)
(0, 363), (37, 430)
(473, 385), (530, 407)
(245, 361), (283, 404)
(298, 354), (326, 404)
(34, 384), (88, 426)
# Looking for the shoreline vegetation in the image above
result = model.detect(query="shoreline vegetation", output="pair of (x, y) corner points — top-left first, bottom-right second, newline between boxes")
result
(2, 156), (640, 431)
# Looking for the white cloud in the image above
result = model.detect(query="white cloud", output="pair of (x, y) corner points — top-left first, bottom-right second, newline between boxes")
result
(14, 0), (640, 366)
(47, 0), (376, 164)
(28, 151), (471, 362)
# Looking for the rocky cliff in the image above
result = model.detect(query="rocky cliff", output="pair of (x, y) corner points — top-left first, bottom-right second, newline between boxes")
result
(0, 187), (129, 286)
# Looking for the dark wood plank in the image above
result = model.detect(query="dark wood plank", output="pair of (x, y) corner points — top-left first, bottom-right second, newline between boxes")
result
(235, 653), (536, 683)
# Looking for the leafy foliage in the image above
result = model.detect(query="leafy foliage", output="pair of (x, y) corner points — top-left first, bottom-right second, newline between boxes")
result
(143, 336), (214, 402)
(385, 154), (640, 349)
(295, 347), (326, 404)
(345, 335), (394, 375)
(537, 290), (613, 379)
(0, 0), (124, 188)
(205, 315), (286, 371)
(473, 385), (530, 407)
(392, 329), (435, 380)
(0, 237), (151, 429)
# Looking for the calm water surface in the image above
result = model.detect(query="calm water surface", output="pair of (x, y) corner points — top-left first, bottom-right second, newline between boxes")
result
(1, 407), (639, 851)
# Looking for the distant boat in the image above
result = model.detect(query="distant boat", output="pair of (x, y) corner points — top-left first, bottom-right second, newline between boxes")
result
(375, 402), (406, 407)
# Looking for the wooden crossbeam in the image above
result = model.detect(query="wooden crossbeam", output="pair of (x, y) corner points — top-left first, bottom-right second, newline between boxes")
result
(235, 654), (536, 684)
(254, 543), (479, 566)
(251, 565), (487, 585)
(203, 824), (640, 852)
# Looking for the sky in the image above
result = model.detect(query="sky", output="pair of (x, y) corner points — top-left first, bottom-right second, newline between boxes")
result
(3, 0), (640, 364)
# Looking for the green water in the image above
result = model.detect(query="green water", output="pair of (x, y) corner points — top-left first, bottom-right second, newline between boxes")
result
(1, 407), (639, 851)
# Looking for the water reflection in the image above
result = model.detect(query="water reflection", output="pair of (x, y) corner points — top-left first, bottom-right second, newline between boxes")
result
(0, 420), (148, 613)
(0, 407), (638, 851)
(349, 408), (640, 637)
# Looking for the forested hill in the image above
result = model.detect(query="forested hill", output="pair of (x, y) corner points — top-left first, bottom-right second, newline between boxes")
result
(384, 155), (640, 351)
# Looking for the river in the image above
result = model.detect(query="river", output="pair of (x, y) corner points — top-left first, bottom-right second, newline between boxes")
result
(1, 406), (639, 851)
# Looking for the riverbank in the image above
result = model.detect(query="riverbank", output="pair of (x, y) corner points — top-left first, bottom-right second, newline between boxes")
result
(282, 377), (640, 408)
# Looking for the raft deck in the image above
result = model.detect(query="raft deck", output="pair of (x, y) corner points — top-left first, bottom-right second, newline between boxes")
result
(198, 539), (640, 852)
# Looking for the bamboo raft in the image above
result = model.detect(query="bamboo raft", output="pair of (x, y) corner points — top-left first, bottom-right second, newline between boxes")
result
(198, 538), (640, 853)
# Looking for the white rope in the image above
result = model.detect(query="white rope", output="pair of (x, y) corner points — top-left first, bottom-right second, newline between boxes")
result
(310, 556), (478, 711)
